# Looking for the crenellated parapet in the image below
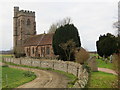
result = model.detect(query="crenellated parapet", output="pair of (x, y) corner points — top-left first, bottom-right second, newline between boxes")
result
(17, 10), (35, 17)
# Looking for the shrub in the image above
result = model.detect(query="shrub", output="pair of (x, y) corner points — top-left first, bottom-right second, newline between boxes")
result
(82, 63), (91, 73)
(14, 53), (26, 58)
(23, 71), (35, 77)
(13, 46), (26, 58)
(112, 53), (120, 88)
(75, 47), (90, 64)
(2, 64), (8, 67)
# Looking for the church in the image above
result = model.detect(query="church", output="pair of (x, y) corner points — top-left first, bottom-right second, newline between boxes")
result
(13, 7), (54, 58)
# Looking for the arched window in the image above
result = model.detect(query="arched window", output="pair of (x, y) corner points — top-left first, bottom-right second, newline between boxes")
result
(46, 47), (50, 55)
(27, 19), (30, 25)
(32, 47), (34, 54)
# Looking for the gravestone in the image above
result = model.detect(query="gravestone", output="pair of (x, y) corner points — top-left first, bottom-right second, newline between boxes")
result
(87, 56), (98, 71)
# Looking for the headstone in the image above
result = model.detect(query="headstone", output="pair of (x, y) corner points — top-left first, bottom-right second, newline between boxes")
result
(87, 56), (98, 71)
(109, 55), (112, 63)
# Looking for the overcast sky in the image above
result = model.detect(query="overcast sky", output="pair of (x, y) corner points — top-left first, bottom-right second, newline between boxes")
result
(0, 0), (118, 51)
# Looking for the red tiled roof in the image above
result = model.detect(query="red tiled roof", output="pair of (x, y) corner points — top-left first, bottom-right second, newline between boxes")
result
(24, 33), (54, 46)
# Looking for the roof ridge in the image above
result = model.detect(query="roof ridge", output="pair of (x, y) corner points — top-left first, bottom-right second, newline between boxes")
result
(28, 33), (54, 38)
(23, 33), (53, 46)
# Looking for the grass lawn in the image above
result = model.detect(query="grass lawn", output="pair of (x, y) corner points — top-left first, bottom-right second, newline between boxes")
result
(0, 65), (1, 89)
(96, 58), (113, 69)
(86, 71), (117, 88)
(90, 53), (113, 69)
(2, 66), (36, 88)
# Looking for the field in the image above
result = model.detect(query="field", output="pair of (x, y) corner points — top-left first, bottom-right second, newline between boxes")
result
(2, 66), (36, 88)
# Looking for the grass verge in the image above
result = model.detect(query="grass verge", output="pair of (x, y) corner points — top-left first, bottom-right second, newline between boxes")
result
(96, 59), (113, 69)
(0, 54), (13, 58)
(2, 66), (36, 88)
(86, 71), (117, 88)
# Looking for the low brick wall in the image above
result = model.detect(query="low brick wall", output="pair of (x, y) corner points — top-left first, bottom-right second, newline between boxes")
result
(2, 57), (89, 88)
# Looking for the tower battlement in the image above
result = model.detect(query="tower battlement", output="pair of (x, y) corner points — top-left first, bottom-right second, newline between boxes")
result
(19, 10), (35, 13)
(13, 6), (36, 54)
(17, 10), (35, 16)
(14, 7), (35, 17)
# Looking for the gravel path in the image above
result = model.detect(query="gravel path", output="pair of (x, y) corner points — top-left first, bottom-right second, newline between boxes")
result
(98, 68), (117, 75)
(6, 65), (70, 88)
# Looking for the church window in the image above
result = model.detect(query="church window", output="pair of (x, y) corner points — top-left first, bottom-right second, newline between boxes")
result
(27, 19), (30, 25)
(27, 48), (29, 53)
(32, 47), (34, 54)
(41, 47), (45, 57)
(46, 47), (50, 55)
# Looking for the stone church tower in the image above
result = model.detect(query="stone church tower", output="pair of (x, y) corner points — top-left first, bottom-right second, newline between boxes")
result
(13, 7), (36, 54)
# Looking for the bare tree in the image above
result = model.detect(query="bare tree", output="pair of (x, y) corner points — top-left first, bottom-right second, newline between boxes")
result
(48, 24), (57, 34)
(47, 17), (72, 33)
(113, 21), (120, 36)
(59, 39), (76, 61)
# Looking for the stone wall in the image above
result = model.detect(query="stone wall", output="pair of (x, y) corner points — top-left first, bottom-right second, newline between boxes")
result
(2, 57), (89, 88)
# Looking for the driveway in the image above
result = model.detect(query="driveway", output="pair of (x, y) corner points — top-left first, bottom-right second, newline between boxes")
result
(6, 65), (70, 88)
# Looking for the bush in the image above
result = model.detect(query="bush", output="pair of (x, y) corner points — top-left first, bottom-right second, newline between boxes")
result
(13, 46), (26, 58)
(2, 64), (8, 67)
(14, 53), (26, 58)
(82, 63), (91, 73)
(112, 53), (120, 88)
(23, 71), (35, 77)
(75, 47), (90, 64)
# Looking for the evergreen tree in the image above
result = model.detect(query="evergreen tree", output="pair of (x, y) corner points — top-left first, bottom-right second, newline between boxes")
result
(96, 33), (117, 58)
(52, 24), (81, 61)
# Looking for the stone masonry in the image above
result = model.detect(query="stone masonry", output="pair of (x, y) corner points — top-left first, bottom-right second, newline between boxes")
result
(3, 58), (89, 88)
(13, 7), (36, 53)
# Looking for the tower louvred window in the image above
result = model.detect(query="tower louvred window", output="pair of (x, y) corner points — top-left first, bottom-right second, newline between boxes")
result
(27, 19), (30, 25)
